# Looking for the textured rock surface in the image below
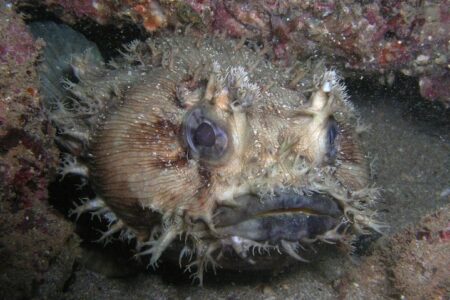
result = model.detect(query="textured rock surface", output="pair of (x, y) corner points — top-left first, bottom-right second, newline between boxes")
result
(338, 205), (450, 300)
(0, 5), (77, 299)
(16, 0), (450, 106)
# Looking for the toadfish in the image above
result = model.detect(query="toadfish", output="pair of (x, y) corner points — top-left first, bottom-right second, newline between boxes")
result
(31, 22), (382, 284)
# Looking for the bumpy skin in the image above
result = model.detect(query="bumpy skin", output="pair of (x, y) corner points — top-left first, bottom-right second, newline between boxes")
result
(38, 24), (382, 283)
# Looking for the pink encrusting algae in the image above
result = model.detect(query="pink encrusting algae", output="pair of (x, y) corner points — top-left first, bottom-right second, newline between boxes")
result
(0, 4), (74, 299)
(31, 0), (450, 106)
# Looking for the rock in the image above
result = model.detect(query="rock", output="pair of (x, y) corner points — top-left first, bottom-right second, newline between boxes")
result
(0, 5), (78, 299)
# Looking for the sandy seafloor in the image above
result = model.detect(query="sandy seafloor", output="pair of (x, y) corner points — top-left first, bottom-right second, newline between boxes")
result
(35, 76), (449, 299)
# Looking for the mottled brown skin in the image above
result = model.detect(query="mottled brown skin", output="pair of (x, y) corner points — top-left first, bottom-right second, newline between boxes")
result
(40, 30), (381, 283)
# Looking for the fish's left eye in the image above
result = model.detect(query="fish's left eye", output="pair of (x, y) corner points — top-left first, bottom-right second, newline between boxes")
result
(184, 107), (229, 161)
(326, 118), (339, 161)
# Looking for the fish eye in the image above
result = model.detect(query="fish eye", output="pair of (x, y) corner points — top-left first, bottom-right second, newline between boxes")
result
(184, 107), (229, 161)
(326, 118), (339, 161)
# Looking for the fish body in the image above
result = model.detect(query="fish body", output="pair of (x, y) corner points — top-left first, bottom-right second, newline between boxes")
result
(32, 22), (381, 284)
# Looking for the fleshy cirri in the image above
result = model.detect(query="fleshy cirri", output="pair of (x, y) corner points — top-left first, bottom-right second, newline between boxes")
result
(32, 22), (383, 284)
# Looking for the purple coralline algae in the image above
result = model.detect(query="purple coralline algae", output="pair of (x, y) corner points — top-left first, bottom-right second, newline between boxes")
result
(0, 4), (75, 299)
(28, 0), (449, 106)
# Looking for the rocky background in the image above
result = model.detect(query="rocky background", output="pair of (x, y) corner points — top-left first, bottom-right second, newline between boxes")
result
(0, 3), (78, 298)
(0, 1), (449, 299)
(17, 0), (450, 106)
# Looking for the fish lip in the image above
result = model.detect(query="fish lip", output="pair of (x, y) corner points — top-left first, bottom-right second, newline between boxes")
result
(214, 189), (342, 227)
(213, 189), (344, 242)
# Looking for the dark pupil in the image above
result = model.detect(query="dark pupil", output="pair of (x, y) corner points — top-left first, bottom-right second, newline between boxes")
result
(194, 122), (216, 147)
(327, 121), (338, 159)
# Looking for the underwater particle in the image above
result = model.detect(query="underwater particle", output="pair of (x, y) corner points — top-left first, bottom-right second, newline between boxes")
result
(34, 22), (383, 285)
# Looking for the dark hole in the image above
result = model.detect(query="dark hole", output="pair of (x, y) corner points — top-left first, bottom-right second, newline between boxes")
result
(384, 30), (396, 40)
(18, 1), (145, 61)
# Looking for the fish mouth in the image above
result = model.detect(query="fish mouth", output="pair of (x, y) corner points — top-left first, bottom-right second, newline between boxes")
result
(214, 189), (345, 245)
